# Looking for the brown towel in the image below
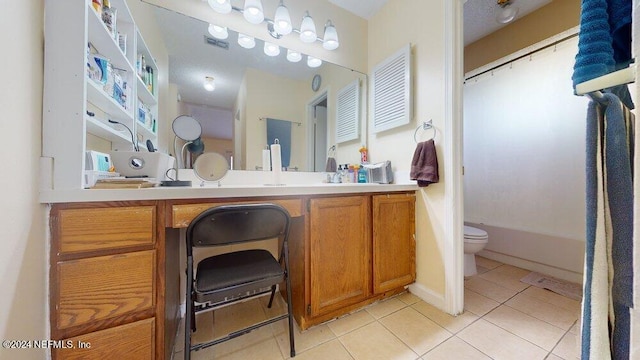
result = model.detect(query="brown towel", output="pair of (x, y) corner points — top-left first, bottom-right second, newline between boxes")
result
(410, 139), (439, 187)
(325, 157), (337, 172)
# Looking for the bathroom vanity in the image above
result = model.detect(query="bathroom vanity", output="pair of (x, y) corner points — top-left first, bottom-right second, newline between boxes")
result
(43, 182), (416, 359)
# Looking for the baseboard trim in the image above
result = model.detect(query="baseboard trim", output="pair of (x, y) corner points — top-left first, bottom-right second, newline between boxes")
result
(479, 249), (584, 284)
(408, 283), (448, 313)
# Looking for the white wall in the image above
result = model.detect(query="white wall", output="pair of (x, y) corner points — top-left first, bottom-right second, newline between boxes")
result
(463, 36), (587, 279)
(0, 1), (47, 359)
(368, 0), (451, 300)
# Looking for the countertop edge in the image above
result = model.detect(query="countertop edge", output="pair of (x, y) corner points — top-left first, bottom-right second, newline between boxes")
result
(39, 183), (419, 203)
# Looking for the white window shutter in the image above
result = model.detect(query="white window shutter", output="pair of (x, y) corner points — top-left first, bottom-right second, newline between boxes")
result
(371, 44), (412, 133)
(335, 79), (360, 143)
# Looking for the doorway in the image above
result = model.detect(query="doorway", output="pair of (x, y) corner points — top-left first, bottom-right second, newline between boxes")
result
(306, 91), (328, 172)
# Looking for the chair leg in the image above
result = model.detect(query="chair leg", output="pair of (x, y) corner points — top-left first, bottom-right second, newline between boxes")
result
(284, 243), (296, 357)
(185, 299), (192, 360)
(267, 284), (277, 308)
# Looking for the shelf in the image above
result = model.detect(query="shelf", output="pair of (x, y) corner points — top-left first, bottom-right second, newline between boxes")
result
(136, 119), (157, 140)
(86, 115), (132, 144)
(86, 79), (133, 122)
(575, 64), (637, 95)
(137, 76), (157, 105)
(87, 4), (134, 73)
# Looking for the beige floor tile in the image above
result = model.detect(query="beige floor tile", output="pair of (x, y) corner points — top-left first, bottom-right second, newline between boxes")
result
(259, 292), (289, 319)
(552, 331), (580, 360)
(379, 307), (452, 356)
(213, 326), (275, 358)
(213, 298), (269, 336)
(339, 322), (419, 360)
(292, 339), (354, 360)
(421, 336), (491, 360)
(458, 319), (548, 360)
(545, 354), (564, 360)
(520, 287), (582, 313)
(365, 298), (407, 319)
(216, 338), (284, 360)
(191, 311), (215, 346)
(465, 276), (518, 303)
(506, 292), (579, 330)
(327, 310), (376, 337)
(412, 301), (479, 334)
(273, 320), (336, 356)
(484, 305), (565, 351)
(475, 256), (503, 270)
(569, 319), (580, 335)
(464, 289), (500, 316)
(397, 291), (422, 305)
(173, 350), (184, 360)
(476, 265), (492, 275)
(478, 264), (531, 292)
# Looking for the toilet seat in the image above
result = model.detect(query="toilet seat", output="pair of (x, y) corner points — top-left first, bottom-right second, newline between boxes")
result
(464, 226), (488, 241)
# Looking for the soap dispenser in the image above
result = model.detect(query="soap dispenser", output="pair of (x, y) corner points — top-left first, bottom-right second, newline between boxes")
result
(357, 165), (368, 183)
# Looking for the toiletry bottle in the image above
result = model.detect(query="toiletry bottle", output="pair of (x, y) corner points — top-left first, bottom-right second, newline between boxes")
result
(358, 165), (368, 183)
(359, 145), (368, 164)
(348, 165), (355, 183)
(342, 164), (351, 183)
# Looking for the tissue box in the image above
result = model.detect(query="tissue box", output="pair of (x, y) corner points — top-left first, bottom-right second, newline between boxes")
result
(110, 151), (175, 180)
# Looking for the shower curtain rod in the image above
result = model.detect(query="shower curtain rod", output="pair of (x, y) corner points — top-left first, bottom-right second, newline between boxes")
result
(464, 33), (579, 82)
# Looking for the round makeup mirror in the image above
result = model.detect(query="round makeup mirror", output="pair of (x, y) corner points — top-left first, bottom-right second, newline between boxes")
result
(193, 152), (229, 185)
(172, 115), (202, 141)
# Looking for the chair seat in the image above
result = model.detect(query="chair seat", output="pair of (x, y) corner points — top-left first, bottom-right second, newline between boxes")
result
(195, 249), (284, 303)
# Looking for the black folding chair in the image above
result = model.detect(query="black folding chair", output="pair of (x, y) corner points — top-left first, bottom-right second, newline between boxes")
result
(184, 203), (295, 359)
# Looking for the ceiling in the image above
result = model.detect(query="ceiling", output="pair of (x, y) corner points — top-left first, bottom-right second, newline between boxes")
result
(153, 0), (554, 138)
(328, 0), (553, 45)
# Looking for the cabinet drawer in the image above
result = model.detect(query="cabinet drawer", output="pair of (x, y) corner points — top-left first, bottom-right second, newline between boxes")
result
(56, 250), (155, 330)
(171, 199), (303, 228)
(54, 318), (155, 360)
(58, 206), (155, 254)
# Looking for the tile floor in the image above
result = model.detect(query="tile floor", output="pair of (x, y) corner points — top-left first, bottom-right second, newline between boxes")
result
(174, 257), (582, 360)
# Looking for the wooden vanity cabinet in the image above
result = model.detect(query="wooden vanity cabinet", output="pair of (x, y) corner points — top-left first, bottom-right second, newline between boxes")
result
(49, 202), (162, 360)
(300, 192), (416, 329)
(372, 193), (416, 294)
(309, 196), (372, 317)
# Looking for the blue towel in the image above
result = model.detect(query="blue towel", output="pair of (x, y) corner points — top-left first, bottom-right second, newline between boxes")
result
(572, 0), (634, 109)
(266, 118), (292, 169)
(582, 100), (599, 360)
(607, 0), (632, 66)
(603, 93), (634, 360)
(572, 0), (615, 86)
(582, 94), (635, 360)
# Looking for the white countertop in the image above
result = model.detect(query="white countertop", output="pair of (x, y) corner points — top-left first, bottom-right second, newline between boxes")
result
(40, 170), (418, 203)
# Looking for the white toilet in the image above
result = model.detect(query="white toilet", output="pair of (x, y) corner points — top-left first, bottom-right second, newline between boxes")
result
(463, 225), (489, 277)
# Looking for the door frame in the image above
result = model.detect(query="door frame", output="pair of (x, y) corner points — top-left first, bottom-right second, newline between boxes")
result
(306, 90), (329, 172)
(443, 0), (465, 315)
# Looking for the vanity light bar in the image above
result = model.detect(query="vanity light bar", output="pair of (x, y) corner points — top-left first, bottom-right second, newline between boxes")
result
(207, 1), (338, 50)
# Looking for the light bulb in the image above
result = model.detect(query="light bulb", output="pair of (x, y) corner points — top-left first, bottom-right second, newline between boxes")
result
(286, 49), (302, 62)
(243, 0), (265, 24)
(207, 0), (231, 14)
(495, 0), (519, 24)
(307, 55), (322, 68)
(299, 11), (317, 43)
(273, 1), (292, 35)
(207, 24), (228, 40)
(238, 33), (256, 49)
(264, 42), (280, 57)
(203, 77), (215, 91)
(322, 20), (339, 50)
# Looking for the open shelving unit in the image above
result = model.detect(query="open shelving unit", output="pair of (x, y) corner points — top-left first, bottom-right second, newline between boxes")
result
(43, 0), (159, 190)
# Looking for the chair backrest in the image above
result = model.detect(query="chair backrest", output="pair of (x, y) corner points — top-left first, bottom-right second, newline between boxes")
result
(186, 203), (291, 253)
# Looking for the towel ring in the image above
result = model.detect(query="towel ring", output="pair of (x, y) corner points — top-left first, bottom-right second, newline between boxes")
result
(327, 144), (336, 157)
(414, 120), (436, 143)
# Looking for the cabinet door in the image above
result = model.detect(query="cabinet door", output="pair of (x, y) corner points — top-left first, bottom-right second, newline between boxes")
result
(309, 196), (371, 316)
(54, 318), (155, 360)
(373, 194), (416, 294)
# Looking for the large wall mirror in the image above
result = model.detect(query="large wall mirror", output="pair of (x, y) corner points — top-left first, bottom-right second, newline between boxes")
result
(149, 4), (367, 172)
